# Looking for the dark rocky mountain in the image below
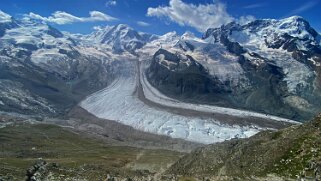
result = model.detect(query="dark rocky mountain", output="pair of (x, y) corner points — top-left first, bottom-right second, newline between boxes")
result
(146, 48), (232, 97)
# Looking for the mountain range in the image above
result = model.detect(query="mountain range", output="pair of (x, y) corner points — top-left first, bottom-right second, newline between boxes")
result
(1, 10), (321, 180)
(146, 16), (321, 121)
(2, 11), (320, 121)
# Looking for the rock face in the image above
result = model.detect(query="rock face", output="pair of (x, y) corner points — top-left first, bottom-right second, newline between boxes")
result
(147, 49), (230, 96)
(167, 114), (321, 180)
(146, 16), (321, 121)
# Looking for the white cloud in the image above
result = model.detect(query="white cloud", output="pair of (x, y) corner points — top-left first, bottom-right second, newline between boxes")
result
(26, 11), (117, 25)
(243, 3), (267, 9)
(0, 10), (12, 23)
(106, 0), (117, 7)
(137, 21), (150, 27)
(147, 0), (254, 32)
(147, 0), (234, 32)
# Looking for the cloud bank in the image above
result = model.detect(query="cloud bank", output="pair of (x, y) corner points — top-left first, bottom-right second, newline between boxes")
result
(26, 11), (117, 25)
(243, 3), (267, 9)
(147, 0), (255, 32)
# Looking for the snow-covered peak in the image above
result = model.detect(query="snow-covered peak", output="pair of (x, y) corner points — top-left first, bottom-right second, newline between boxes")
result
(278, 16), (315, 38)
(181, 31), (196, 40)
(245, 16), (318, 40)
(204, 16), (318, 42)
(163, 31), (177, 37)
(282, 15), (304, 21)
(150, 32), (179, 48)
(114, 23), (132, 31)
(0, 10), (12, 23)
(86, 24), (134, 43)
(101, 24), (141, 42)
(156, 31), (179, 43)
(203, 15), (320, 52)
(84, 24), (157, 53)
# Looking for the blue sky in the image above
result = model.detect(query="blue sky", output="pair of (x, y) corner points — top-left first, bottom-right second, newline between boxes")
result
(0, 0), (320, 36)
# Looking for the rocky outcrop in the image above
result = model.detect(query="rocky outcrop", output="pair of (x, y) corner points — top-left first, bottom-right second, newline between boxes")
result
(26, 160), (48, 181)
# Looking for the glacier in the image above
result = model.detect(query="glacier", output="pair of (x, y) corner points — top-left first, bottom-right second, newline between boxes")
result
(80, 60), (298, 144)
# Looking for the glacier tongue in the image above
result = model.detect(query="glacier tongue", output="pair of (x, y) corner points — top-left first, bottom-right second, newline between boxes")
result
(80, 60), (267, 144)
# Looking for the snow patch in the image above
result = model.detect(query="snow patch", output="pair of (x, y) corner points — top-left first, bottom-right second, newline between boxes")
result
(31, 48), (67, 64)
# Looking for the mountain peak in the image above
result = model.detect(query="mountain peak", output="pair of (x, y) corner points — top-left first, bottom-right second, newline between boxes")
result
(114, 23), (132, 29)
(283, 15), (305, 22)
(162, 31), (177, 38)
(276, 16), (318, 39)
(91, 24), (133, 35)
(89, 23), (156, 53)
(204, 15), (319, 43)
(111, 24), (132, 32)
(181, 31), (196, 39)
(278, 15), (310, 28)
